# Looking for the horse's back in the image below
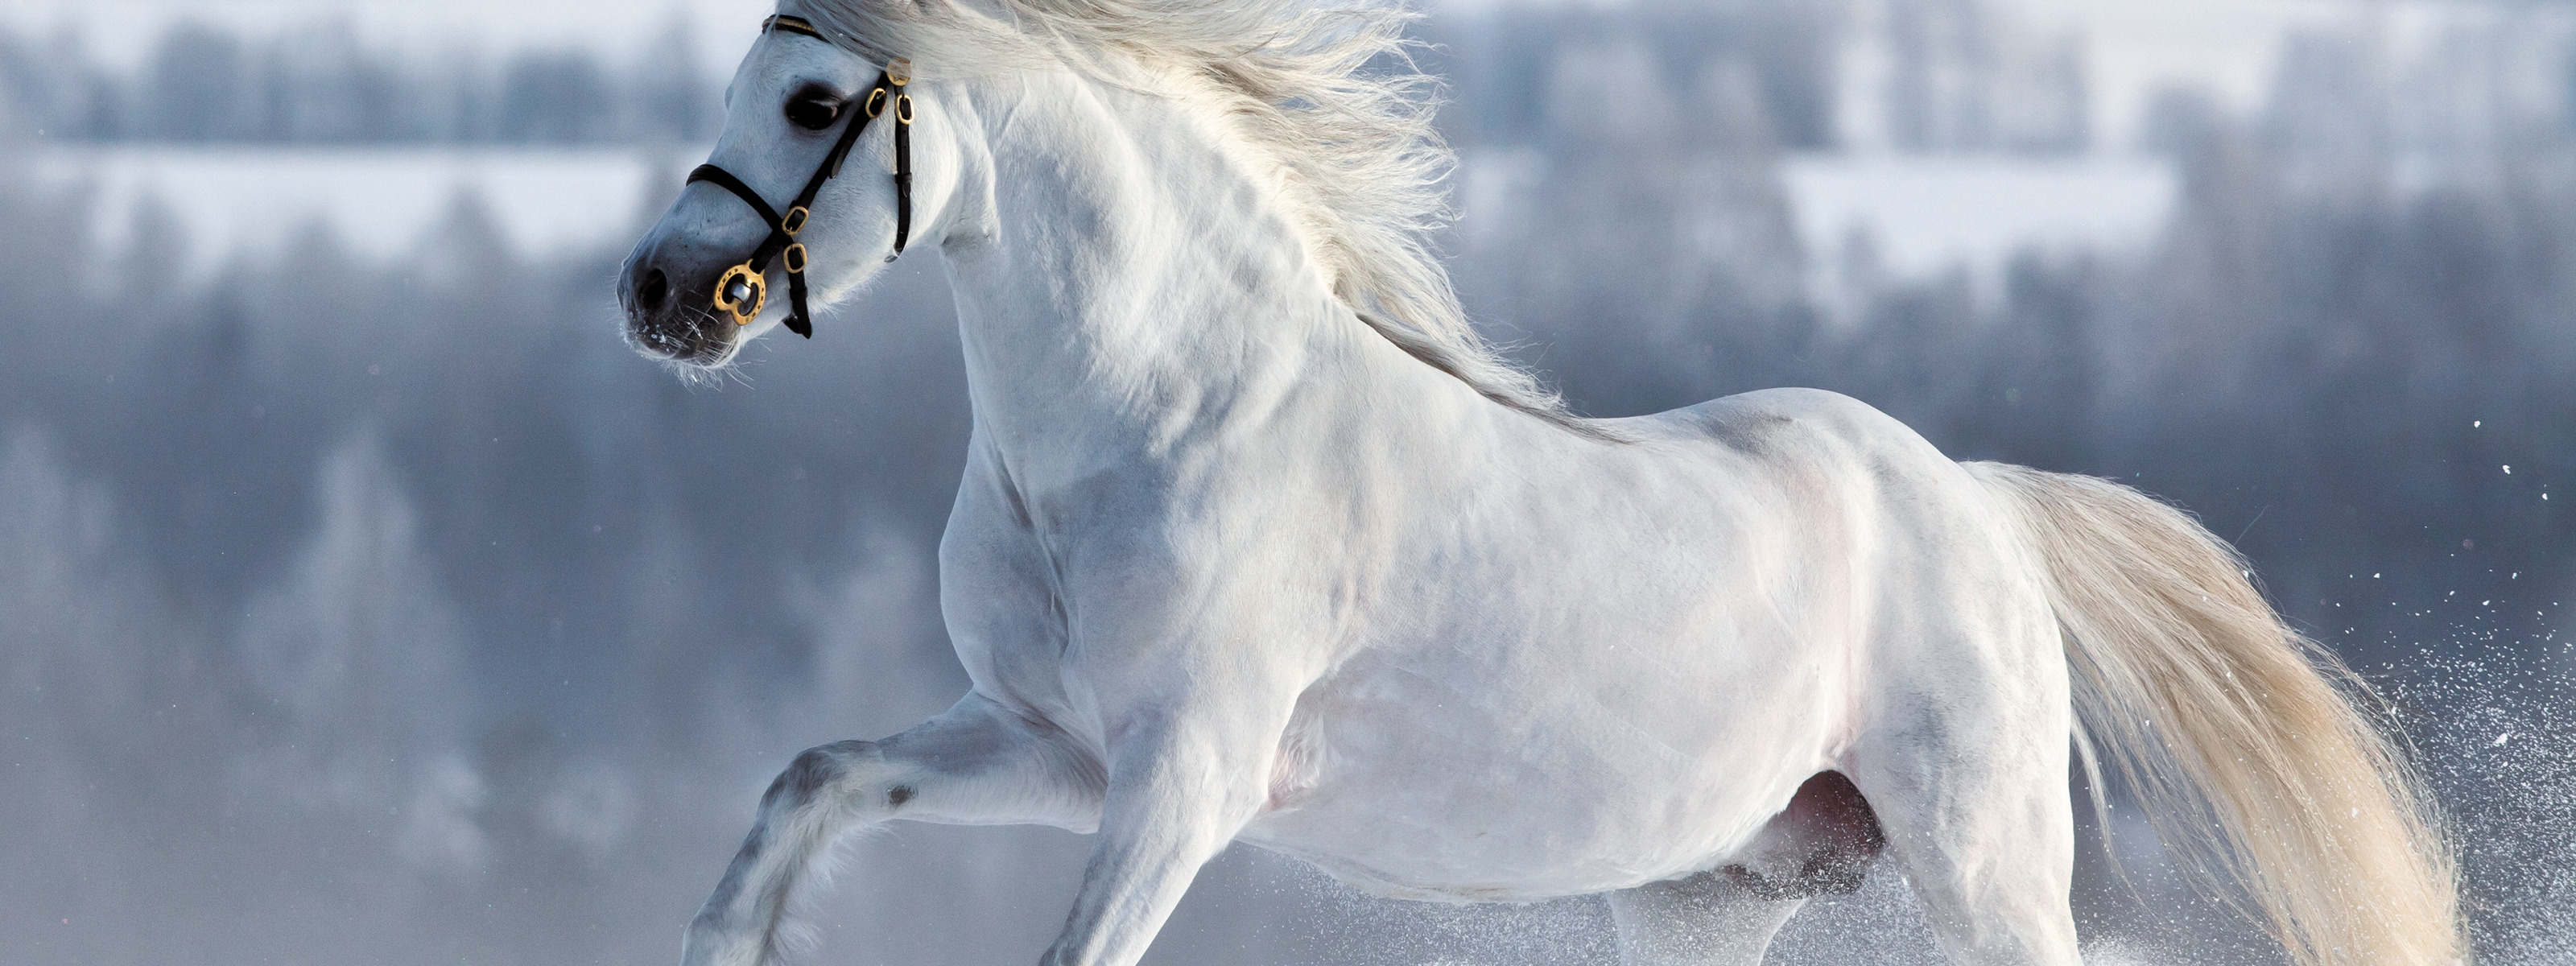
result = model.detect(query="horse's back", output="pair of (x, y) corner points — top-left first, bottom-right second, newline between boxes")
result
(1616, 386), (1954, 477)
(1618, 386), (2036, 592)
(1594, 386), (2024, 579)
(1622, 386), (2060, 673)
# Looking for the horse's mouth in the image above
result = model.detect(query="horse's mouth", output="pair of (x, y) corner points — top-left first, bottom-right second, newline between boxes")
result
(630, 330), (731, 368)
(625, 302), (741, 368)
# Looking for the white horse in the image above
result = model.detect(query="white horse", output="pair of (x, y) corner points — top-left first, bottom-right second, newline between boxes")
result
(615, 3), (2461, 965)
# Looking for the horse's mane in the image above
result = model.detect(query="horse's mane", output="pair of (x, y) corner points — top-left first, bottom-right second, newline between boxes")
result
(799, 0), (1595, 434)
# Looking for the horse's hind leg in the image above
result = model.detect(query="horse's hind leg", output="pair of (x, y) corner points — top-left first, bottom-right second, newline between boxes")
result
(681, 691), (1104, 966)
(1609, 771), (1886, 966)
(1608, 873), (1804, 966)
(1849, 673), (2081, 964)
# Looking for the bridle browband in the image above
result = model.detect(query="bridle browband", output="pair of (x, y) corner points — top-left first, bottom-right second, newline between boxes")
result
(686, 14), (915, 338)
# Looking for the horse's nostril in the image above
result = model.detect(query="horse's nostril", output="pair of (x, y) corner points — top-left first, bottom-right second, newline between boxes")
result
(638, 268), (669, 312)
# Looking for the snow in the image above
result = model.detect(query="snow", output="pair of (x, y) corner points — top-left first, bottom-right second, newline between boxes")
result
(1778, 152), (2177, 279)
(22, 146), (683, 271)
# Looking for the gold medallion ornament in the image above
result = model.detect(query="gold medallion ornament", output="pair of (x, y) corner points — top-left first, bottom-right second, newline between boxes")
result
(713, 262), (766, 326)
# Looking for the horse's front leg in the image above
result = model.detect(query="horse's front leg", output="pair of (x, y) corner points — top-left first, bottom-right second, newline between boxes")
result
(680, 691), (1106, 966)
(1036, 703), (1282, 966)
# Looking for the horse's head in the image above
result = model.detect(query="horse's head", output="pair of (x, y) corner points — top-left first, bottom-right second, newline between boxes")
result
(619, 11), (964, 367)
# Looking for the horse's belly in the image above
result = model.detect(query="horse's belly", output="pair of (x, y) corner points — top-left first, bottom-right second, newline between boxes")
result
(1236, 633), (1848, 901)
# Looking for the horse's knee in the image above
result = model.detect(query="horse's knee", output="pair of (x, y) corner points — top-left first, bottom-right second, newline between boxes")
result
(765, 740), (876, 809)
(1720, 770), (1887, 899)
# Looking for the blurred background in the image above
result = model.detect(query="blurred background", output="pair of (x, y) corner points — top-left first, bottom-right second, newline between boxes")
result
(2, 0), (2570, 963)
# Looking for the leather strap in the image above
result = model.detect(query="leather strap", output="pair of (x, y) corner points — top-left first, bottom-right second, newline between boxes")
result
(891, 81), (913, 261)
(686, 19), (916, 339)
(762, 14), (824, 39)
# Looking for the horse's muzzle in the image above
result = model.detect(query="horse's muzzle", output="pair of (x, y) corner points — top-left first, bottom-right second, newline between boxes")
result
(621, 256), (740, 365)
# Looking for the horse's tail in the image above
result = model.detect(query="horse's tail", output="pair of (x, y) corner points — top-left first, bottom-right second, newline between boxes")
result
(1966, 462), (2462, 966)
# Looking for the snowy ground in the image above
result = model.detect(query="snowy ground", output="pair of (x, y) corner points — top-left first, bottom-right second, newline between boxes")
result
(1778, 153), (2175, 281)
(19, 147), (683, 275)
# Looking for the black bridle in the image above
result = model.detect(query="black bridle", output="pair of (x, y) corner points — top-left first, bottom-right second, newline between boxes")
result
(687, 14), (914, 338)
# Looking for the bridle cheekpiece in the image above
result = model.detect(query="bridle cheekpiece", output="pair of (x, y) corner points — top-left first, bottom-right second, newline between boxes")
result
(687, 14), (916, 338)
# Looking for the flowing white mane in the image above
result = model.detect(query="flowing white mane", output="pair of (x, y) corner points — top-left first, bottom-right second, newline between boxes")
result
(800, 0), (1583, 427)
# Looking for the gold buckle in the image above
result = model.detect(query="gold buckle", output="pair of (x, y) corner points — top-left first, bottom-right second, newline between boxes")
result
(895, 93), (914, 125)
(865, 87), (888, 118)
(782, 205), (810, 236)
(712, 262), (766, 326)
(782, 243), (808, 274)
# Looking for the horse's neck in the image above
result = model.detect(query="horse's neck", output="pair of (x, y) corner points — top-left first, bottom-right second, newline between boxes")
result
(941, 72), (1483, 489)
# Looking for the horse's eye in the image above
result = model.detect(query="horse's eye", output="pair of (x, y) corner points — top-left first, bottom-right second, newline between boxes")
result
(784, 90), (844, 130)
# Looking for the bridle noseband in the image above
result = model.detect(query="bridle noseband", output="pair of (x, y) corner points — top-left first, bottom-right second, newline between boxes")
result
(687, 14), (915, 338)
